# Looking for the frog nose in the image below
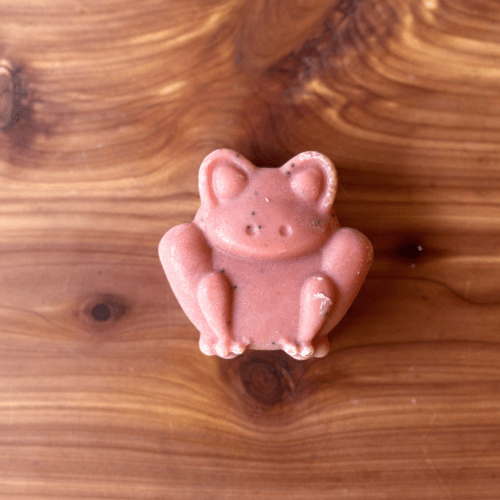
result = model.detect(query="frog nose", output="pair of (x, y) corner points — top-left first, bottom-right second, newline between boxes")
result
(278, 225), (291, 236)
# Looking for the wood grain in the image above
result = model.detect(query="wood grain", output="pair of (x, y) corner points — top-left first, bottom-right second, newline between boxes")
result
(1, 0), (500, 498)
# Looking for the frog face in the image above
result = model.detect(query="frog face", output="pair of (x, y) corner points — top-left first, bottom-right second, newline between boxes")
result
(196, 150), (339, 260)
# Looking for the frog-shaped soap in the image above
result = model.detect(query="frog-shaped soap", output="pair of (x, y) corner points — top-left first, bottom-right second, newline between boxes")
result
(159, 149), (373, 360)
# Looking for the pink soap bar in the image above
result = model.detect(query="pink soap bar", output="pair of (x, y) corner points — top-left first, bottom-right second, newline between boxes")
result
(159, 150), (373, 360)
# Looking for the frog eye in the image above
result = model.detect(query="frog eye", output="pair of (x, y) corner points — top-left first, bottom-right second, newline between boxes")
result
(290, 169), (323, 204)
(282, 152), (337, 213)
(199, 149), (257, 209)
(213, 164), (248, 200)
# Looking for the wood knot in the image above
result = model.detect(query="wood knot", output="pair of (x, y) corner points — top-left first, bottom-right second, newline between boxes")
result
(221, 351), (306, 409)
(0, 62), (14, 130)
(79, 293), (128, 332)
(0, 61), (30, 132)
(239, 357), (286, 406)
(395, 238), (424, 260)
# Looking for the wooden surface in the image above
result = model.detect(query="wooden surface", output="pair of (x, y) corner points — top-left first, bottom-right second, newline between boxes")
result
(1, 0), (500, 498)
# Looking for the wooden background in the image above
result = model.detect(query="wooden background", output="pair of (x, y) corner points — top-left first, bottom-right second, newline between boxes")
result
(1, 0), (500, 498)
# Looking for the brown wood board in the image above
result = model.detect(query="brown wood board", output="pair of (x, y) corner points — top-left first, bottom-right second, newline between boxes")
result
(1, 0), (499, 498)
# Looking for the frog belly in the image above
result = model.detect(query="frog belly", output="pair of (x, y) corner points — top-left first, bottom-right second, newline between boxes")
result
(212, 250), (322, 349)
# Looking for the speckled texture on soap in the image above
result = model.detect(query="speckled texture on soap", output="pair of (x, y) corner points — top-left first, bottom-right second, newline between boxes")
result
(159, 149), (373, 360)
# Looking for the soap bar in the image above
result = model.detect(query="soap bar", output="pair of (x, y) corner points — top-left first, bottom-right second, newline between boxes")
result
(159, 149), (373, 360)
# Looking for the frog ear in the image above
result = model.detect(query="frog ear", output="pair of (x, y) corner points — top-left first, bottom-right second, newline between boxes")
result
(282, 152), (337, 213)
(199, 150), (257, 210)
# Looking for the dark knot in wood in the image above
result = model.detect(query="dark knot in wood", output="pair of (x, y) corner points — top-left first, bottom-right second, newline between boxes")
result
(395, 238), (424, 260)
(0, 63), (14, 130)
(79, 293), (128, 332)
(232, 351), (304, 407)
(91, 303), (113, 321)
(239, 357), (286, 406)
(0, 61), (31, 132)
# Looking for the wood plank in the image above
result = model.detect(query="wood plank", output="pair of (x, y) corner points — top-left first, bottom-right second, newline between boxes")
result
(1, 0), (500, 498)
